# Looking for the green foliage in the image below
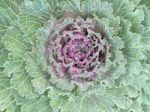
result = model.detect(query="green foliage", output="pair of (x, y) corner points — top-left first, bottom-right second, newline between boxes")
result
(0, 0), (150, 112)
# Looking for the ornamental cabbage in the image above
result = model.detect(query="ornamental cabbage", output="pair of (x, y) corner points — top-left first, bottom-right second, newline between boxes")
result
(0, 0), (150, 112)
(45, 17), (109, 82)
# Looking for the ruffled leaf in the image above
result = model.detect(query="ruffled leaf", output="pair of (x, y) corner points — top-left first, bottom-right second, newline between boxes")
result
(2, 26), (30, 55)
(129, 101), (142, 112)
(50, 75), (75, 91)
(21, 96), (52, 112)
(31, 76), (50, 94)
(10, 71), (38, 99)
(0, 71), (13, 111)
(25, 51), (45, 78)
(60, 94), (114, 112)
(0, 42), (7, 67)
(124, 85), (138, 98)
(4, 53), (25, 77)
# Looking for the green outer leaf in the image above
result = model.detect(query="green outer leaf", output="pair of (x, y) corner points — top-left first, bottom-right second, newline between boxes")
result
(61, 94), (114, 112)
(0, 43), (7, 67)
(108, 0), (135, 17)
(0, 0), (20, 13)
(106, 88), (133, 109)
(87, 83), (106, 96)
(2, 26), (30, 55)
(5, 101), (21, 112)
(0, 0), (21, 36)
(20, 0), (51, 24)
(10, 71), (38, 99)
(143, 10), (150, 27)
(129, 101), (142, 112)
(3, 53), (24, 77)
(0, 71), (13, 111)
(82, 0), (113, 18)
(124, 85), (138, 98)
(142, 104), (150, 112)
(21, 96), (52, 112)
(133, 73), (148, 90)
(66, 0), (81, 16)
(139, 0), (150, 7)
(50, 74), (75, 91)
(36, 27), (48, 51)
(31, 76), (50, 94)
(25, 51), (45, 78)
(50, 95), (69, 112)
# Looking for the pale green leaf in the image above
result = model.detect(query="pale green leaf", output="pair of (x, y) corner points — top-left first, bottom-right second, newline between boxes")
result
(109, 17), (121, 36)
(0, 0), (20, 13)
(120, 19), (131, 34)
(81, 0), (93, 16)
(124, 31), (141, 48)
(0, 0), (20, 21)
(21, 0), (50, 23)
(47, 0), (64, 17)
(121, 73), (134, 85)
(18, 13), (42, 45)
(25, 51), (45, 78)
(50, 74), (75, 91)
(139, 0), (150, 7)
(93, 1), (113, 18)
(129, 0), (141, 6)
(142, 105), (150, 112)
(0, 72), (13, 111)
(48, 87), (70, 112)
(48, 87), (70, 99)
(103, 64), (126, 87)
(0, 43), (7, 67)
(2, 26), (31, 54)
(129, 101), (142, 112)
(10, 71), (38, 99)
(124, 48), (145, 60)
(82, 0), (113, 18)
(143, 10), (150, 27)
(36, 27), (48, 50)
(3, 53), (24, 77)
(18, 0), (51, 45)
(67, 0), (81, 16)
(140, 37), (150, 50)
(13, 0), (24, 6)
(21, 96), (52, 112)
(0, 8), (11, 36)
(113, 96), (132, 109)
(111, 36), (124, 49)
(87, 83), (106, 96)
(106, 88), (133, 109)
(140, 30), (150, 51)
(110, 0), (135, 17)
(130, 8), (144, 23)
(133, 73), (148, 90)
(61, 94), (114, 112)
(143, 81), (150, 95)
(131, 23), (145, 34)
(31, 76), (50, 94)
(140, 91), (150, 105)
(50, 96), (68, 112)
(127, 60), (142, 75)
(5, 101), (21, 112)
(124, 85), (138, 98)
(0, 0), (21, 37)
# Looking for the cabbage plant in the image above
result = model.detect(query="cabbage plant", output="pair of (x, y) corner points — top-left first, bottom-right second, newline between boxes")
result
(0, 0), (150, 112)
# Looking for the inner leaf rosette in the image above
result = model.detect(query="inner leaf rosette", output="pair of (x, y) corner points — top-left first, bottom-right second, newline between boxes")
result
(45, 17), (109, 83)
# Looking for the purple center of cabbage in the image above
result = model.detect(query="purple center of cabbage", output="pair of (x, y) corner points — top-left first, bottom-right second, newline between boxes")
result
(47, 21), (108, 82)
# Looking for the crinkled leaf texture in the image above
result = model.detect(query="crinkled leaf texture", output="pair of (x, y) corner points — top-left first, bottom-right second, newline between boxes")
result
(0, 0), (150, 112)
